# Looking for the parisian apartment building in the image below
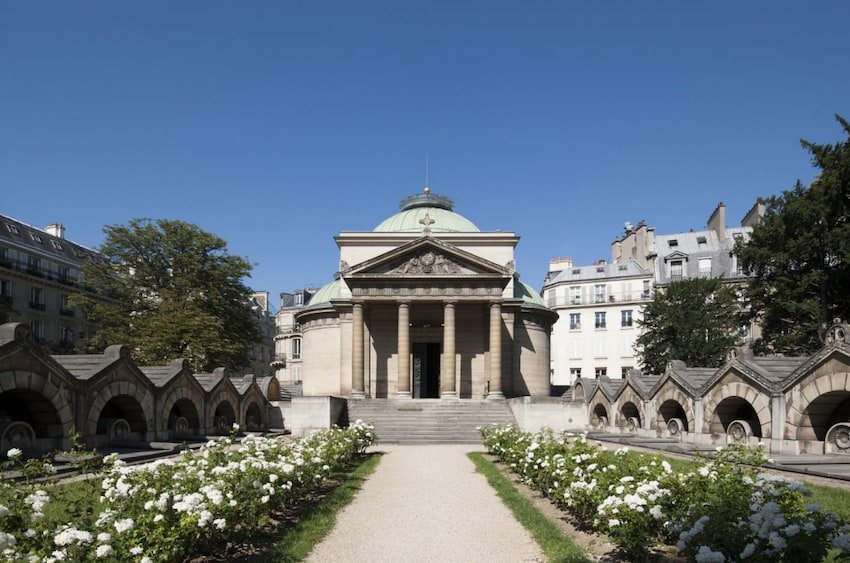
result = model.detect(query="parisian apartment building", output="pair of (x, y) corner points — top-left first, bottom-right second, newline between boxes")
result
(0, 214), (102, 351)
(248, 291), (276, 377)
(272, 287), (315, 389)
(545, 201), (765, 385)
(543, 257), (653, 386)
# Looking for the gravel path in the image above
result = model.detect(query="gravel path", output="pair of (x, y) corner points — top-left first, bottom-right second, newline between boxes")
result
(306, 444), (544, 563)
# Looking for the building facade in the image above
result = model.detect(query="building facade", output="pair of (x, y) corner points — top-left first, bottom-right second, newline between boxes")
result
(295, 189), (557, 399)
(247, 291), (275, 377)
(543, 258), (653, 386)
(0, 215), (102, 352)
(272, 288), (315, 386)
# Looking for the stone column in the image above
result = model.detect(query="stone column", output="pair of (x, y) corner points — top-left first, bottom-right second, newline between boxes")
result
(488, 302), (504, 399)
(397, 302), (411, 398)
(441, 301), (457, 398)
(351, 302), (365, 398)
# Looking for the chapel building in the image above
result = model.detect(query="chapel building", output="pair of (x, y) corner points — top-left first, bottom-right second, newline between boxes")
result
(295, 189), (557, 400)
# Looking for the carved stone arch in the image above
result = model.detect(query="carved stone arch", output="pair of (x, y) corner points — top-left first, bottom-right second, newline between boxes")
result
(588, 395), (611, 429)
(207, 389), (240, 434)
(158, 383), (206, 431)
(239, 387), (268, 431)
(616, 388), (644, 429)
(652, 381), (695, 433)
(786, 371), (850, 440)
(702, 379), (771, 438)
(87, 380), (154, 438)
(0, 370), (75, 450)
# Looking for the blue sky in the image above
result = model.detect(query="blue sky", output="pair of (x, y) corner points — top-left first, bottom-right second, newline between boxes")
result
(2, 1), (848, 308)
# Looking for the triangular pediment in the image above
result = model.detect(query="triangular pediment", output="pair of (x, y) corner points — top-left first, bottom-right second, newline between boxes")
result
(346, 237), (510, 278)
(663, 250), (689, 261)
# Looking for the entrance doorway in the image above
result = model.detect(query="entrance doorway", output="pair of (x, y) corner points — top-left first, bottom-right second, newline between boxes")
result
(412, 343), (441, 398)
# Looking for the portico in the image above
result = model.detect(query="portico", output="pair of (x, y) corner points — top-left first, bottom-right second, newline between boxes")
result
(296, 188), (557, 400)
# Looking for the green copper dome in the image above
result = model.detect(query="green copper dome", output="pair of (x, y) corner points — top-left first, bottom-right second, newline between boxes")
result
(306, 278), (341, 307)
(514, 280), (545, 306)
(373, 188), (480, 233)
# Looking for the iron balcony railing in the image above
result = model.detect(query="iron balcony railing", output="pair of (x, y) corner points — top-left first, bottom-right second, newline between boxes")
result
(547, 290), (652, 308)
(0, 258), (99, 292)
(275, 324), (302, 335)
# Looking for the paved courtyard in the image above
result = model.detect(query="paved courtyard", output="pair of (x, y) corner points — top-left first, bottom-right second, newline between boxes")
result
(306, 444), (544, 563)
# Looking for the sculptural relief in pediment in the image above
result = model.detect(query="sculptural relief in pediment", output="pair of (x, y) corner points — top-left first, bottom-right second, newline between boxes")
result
(387, 250), (470, 275)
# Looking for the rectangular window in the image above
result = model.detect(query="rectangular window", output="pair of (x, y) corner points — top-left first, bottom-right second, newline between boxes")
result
(569, 313), (581, 330)
(642, 280), (651, 299)
(670, 260), (684, 280)
(291, 338), (301, 359)
(6, 224), (19, 235)
(569, 286), (581, 304)
(698, 258), (712, 277)
(595, 312), (606, 329)
(29, 287), (45, 310)
(595, 367), (607, 378)
(569, 367), (582, 379)
(594, 339), (607, 358)
(594, 284), (607, 303)
(58, 266), (70, 282)
(621, 310), (633, 327)
(622, 336), (635, 357)
(59, 326), (74, 345)
(569, 340), (581, 360)
(294, 293), (303, 306)
(0, 279), (10, 297)
(29, 232), (42, 243)
(622, 366), (633, 377)
(30, 320), (44, 340)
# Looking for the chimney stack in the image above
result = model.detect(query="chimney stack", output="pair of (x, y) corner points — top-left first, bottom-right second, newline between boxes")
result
(45, 223), (65, 239)
(548, 257), (573, 273)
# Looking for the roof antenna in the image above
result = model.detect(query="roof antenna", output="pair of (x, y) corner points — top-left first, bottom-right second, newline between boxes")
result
(424, 153), (430, 194)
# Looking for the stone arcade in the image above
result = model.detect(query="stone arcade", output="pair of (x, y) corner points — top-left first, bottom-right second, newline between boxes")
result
(291, 189), (557, 423)
(570, 323), (850, 456)
(0, 323), (280, 456)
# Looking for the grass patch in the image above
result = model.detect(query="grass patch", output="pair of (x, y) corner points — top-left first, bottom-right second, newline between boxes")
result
(468, 452), (590, 563)
(808, 482), (850, 522)
(262, 452), (382, 562)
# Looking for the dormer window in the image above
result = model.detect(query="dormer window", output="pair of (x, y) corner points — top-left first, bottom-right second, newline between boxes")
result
(571, 269), (580, 275)
(6, 224), (19, 235)
(596, 266), (605, 273)
(51, 240), (63, 250)
(696, 236), (707, 245)
(618, 264), (628, 271)
(30, 233), (42, 243)
(668, 239), (678, 247)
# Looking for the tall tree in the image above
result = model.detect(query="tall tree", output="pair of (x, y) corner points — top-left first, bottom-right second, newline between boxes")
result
(636, 278), (746, 374)
(737, 115), (850, 354)
(71, 219), (260, 371)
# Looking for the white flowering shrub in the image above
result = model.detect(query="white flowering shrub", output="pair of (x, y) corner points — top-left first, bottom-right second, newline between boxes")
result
(480, 424), (850, 562)
(0, 421), (375, 562)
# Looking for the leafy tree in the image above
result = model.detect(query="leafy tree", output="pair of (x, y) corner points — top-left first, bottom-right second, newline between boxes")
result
(737, 115), (850, 354)
(71, 219), (260, 371)
(636, 278), (746, 374)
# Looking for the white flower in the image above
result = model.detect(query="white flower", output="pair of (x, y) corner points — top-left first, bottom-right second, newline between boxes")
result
(0, 505), (8, 517)
(153, 514), (164, 523)
(130, 547), (143, 555)
(95, 545), (113, 558)
(96, 533), (111, 542)
(114, 518), (134, 533)
(213, 518), (226, 530)
(141, 558), (153, 563)
(695, 545), (725, 563)
(6, 448), (22, 459)
(649, 505), (664, 520)
(608, 518), (620, 527)
(740, 543), (755, 559)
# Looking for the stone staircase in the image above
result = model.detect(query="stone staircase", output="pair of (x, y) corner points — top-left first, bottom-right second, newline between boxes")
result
(346, 399), (516, 444)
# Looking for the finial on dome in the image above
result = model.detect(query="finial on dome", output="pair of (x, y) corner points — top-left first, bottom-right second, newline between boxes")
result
(423, 186), (430, 195)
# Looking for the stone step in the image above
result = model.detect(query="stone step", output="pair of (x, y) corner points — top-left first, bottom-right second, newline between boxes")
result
(347, 398), (514, 444)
